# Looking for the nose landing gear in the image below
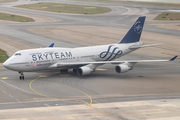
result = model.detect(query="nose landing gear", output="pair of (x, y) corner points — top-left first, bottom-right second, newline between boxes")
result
(19, 72), (24, 80)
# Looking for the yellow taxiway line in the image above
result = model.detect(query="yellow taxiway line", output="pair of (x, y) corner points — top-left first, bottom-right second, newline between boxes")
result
(29, 74), (121, 120)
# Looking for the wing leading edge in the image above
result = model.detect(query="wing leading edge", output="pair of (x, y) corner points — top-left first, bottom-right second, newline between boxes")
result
(49, 56), (178, 68)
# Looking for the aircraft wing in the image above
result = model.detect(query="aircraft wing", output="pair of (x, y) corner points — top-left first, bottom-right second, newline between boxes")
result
(49, 56), (177, 68)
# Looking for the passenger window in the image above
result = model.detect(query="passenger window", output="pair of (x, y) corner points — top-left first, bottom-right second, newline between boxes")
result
(14, 53), (21, 56)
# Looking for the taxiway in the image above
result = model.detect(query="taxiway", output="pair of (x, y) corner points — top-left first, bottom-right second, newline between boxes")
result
(0, 0), (180, 120)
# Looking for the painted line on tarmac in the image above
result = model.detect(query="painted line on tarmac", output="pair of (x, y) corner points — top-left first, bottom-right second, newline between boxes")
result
(0, 79), (36, 95)
(29, 75), (121, 120)
(0, 28), (69, 48)
(59, 74), (70, 76)
(9, 94), (14, 98)
(0, 72), (46, 77)
(110, 15), (129, 26)
(2, 90), (7, 94)
(29, 77), (90, 105)
(39, 75), (47, 77)
(16, 99), (20, 102)
(44, 103), (50, 107)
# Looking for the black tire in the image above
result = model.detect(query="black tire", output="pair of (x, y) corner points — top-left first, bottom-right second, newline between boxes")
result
(73, 68), (77, 73)
(20, 76), (21, 80)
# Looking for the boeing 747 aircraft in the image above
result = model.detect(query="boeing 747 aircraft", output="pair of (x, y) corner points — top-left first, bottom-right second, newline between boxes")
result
(3, 16), (177, 80)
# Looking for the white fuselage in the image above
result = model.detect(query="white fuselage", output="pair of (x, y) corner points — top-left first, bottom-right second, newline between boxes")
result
(3, 42), (142, 72)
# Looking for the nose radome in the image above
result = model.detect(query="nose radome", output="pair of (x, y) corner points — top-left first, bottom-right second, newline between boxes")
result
(3, 61), (9, 69)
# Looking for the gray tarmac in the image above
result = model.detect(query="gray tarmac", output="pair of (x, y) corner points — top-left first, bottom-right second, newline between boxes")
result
(0, 0), (180, 120)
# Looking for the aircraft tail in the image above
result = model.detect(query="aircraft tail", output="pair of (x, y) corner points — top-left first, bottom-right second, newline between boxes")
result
(118, 16), (146, 44)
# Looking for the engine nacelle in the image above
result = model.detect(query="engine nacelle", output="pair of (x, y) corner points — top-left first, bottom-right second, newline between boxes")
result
(115, 64), (130, 73)
(77, 66), (92, 75)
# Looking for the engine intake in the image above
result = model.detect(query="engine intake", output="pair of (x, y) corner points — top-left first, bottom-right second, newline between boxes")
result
(115, 64), (130, 73)
(77, 66), (92, 75)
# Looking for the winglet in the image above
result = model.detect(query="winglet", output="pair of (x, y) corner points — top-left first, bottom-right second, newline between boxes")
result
(49, 43), (54, 47)
(169, 56), (178, 61)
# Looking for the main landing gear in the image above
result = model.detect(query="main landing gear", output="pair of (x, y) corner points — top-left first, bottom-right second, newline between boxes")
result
(19, 72), (24, 80)
(73, 68), (77, 73)
(60, 69), (68, 73)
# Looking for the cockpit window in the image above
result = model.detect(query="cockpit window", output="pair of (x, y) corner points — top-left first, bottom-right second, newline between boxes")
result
(14, 53), (21, 56)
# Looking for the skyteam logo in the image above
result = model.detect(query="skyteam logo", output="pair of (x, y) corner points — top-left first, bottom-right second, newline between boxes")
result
(100, 45), (123, 61)
(134, 21), (142, 34)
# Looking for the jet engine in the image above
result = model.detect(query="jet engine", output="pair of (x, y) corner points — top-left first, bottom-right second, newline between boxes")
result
(77, 66), (92, 75)
(115, 64), (130, 73)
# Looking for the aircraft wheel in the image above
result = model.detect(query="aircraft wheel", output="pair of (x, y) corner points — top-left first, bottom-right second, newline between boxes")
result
(18, 72), (25, 80)
(20, 76), (24, 80)
(73, 68), (77, 73)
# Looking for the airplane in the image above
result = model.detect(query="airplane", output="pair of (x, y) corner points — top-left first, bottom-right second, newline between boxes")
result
(3, 16), (177, 80)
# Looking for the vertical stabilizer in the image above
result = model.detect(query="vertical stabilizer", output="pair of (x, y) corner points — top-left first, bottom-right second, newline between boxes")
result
(119, 16), (146, 44)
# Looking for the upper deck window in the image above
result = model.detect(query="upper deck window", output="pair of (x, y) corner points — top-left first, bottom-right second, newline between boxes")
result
(14, 53), (21, 56)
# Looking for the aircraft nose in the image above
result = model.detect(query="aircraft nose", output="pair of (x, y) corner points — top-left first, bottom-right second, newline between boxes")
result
(3, 61), (9, 69)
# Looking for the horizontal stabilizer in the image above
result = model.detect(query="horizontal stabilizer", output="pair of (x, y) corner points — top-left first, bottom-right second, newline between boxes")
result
(129, 43), (163, 49)
(48, 43), (54, 47)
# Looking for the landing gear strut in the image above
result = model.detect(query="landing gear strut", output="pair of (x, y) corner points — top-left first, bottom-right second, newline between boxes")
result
(19, 72), (24, 80)
(73, 68), (77, 73)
